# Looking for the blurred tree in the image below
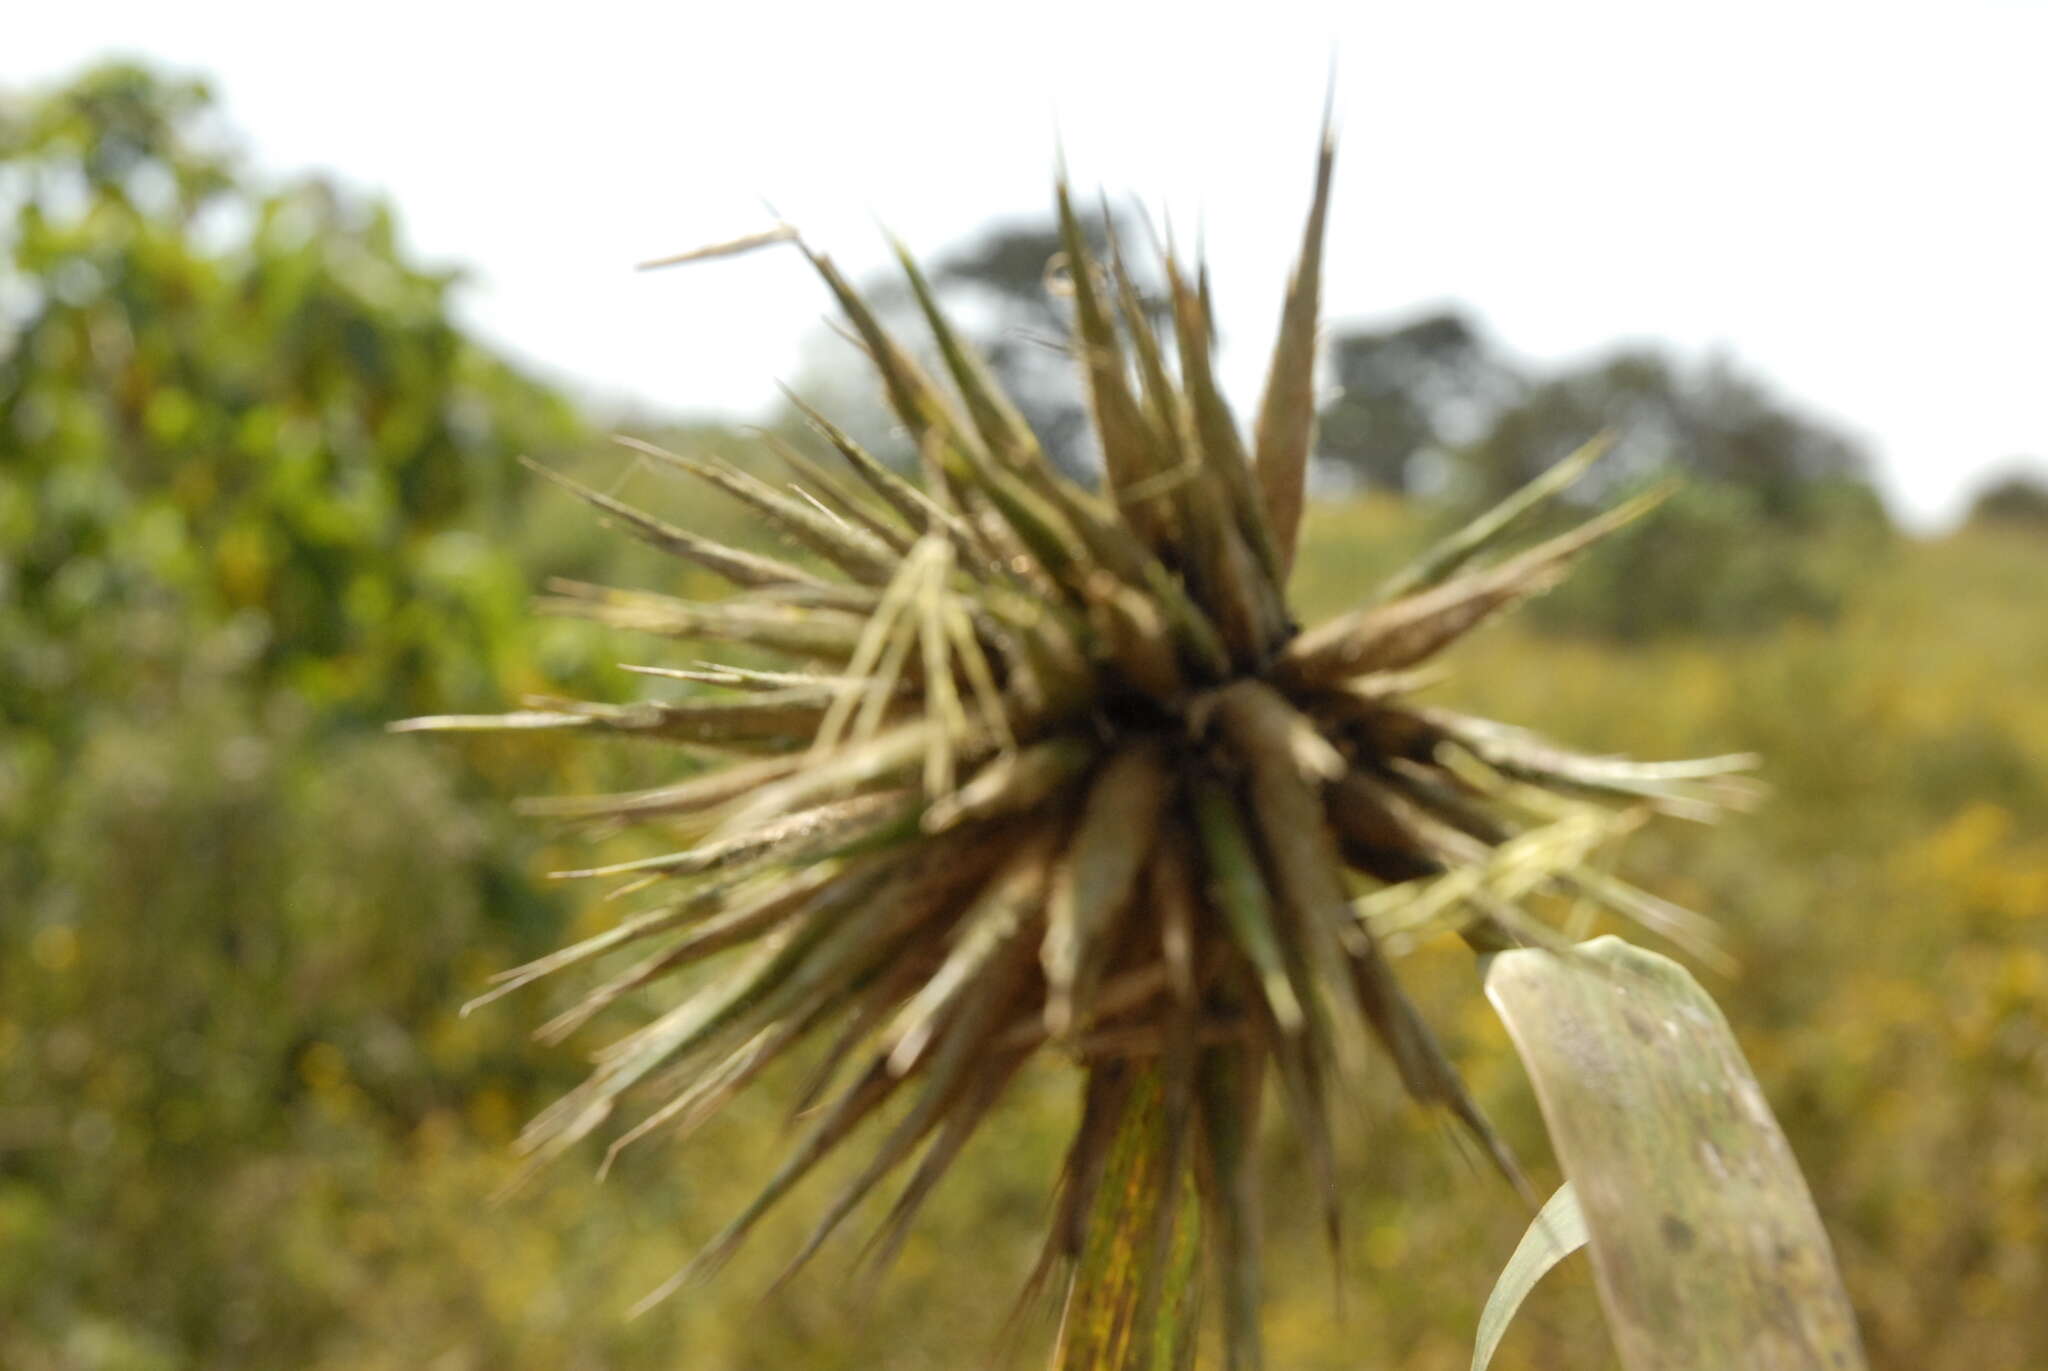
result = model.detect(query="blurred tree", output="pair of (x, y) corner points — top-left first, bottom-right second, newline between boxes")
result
(1462, 349), (1877, 519)
(782, 210), (1161, 479)
(1520, 479), (1888, 640)
(1467, 350), (1895, 637)
(0, 61), (588, 744)
(1315, 309), (1520, 493)
(1316, 314), (1882, 517)
(1965, 466), (2048, 531)
(1313, 315), (1893, 636)
(927, 214), (1158, 477)
(0, 62), (620, 1368)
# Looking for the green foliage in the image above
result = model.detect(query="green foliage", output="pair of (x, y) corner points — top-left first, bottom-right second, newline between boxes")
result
(3, 59), (2040, 1371)
(1965, 467), (2048, 531)
(1316, 310), (1516, 494)
(1316, 514), (2048, 1371)
(1454, 350), (1872, 517)
(1520, 477), (1893, 641)
(1314, 321), (1895, 639)
(1457, 353), (1894, 640)
(16, 489), (2048, 1360)
(0, 61), (588, 741)
(8, 510), (2046, 1370)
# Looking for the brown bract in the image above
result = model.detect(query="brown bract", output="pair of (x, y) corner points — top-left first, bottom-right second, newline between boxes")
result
(395, 127), (1758, 1365)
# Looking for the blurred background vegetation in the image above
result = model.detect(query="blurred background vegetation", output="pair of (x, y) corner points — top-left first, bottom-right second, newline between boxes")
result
(3, 63), (2043, 1371)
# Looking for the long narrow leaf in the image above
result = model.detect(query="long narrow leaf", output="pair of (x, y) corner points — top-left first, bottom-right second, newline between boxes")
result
(1472, 1182), (1588, 1371)
(1251, 126), (1333, 575)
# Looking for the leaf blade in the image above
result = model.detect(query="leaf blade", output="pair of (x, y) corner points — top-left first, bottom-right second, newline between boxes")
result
(1483, 936), (1868, 1371)
(1472, 1182), (1588, 1371)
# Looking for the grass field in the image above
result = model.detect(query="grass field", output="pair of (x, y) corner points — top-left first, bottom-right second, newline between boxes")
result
(4, 498), (2043, 1371)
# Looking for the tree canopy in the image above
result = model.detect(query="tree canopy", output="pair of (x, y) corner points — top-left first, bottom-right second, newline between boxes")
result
(1317, 310), (1880, 514)
(1966, 467), (2048, 530)
(0, 62), (587, 740)
(1316, 309), (1520, 493)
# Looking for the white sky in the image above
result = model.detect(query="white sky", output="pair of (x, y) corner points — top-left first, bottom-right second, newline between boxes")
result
(11, 0), (2046, 528)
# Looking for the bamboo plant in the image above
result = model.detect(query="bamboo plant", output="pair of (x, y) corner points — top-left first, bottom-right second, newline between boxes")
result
(398, 126), (1866, 1370)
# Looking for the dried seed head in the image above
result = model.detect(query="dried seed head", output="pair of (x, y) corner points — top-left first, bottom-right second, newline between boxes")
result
(397, 126), (1753, 1362)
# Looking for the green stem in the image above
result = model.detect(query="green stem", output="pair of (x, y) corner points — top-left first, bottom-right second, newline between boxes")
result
(1052, 1066), (1202, 1371)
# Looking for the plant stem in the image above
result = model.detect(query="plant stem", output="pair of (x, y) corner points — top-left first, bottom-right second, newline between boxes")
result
(1052, 1066), (1202, 1371)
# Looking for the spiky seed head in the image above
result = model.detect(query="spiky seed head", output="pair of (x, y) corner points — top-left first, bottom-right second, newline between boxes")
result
(396, 127), (1757, 1363)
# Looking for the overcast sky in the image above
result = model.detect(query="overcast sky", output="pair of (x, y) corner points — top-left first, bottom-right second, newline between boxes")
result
(11, 0), (2045, 527)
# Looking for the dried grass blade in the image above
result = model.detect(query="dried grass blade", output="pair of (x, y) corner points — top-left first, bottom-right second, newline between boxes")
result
(534, 582), (868, 662)
(780, 387), (978, 545)
(549, 790), (916, 883)
(729, 720), (989, 836)
(598, 1024), (790, 1178)
(1251, 127), (1333, 576)
(922, 735), (1096, 834)
(773, 933), (1038, 1289)
(615, 434), (900, 585)
(1164, 253), (1281, 583)
(886, 828), (1056, 1074)
(636, 223), (797, 270)
(1260, 988), (1344, 1271)
(533, 865), (848, 1044)
(1375, 433), (1613, 603)
(1422, 707), (1763, 818)
(763, 432), (917, 554)
(633, 1058), (907, 1312)
(389, 710), (591, 735)
(801, 245), (988, 497)
(1054, 183), (1173, 547)
(533, 691), (835, 748)
(890, 236), (1052, 477)
(1349, 939), (1525, 1192)
(1042, 743), (1172, 1038)
(856, 1049), (1029, 1289)
(602, 835), (996, 1160)
(1208, 683), (1378, 1073)
(517, 923), (818, 1162)
(514, 752), (803, 821)
(518, 456), (831, 589)
(462, 877), (752, 1016)
(1277, 487), (1671, 687)
(779, 943), (935, 1124)
(1189, 777), (1303, 1034)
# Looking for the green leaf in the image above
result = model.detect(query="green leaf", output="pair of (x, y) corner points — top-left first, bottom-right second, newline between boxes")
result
(1472, 1182), (1587, 1371)
(1483, 936), (1868, 1371)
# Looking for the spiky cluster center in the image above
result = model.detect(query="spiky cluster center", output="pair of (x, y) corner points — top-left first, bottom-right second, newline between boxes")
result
(398, 133), (1753, 1359)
